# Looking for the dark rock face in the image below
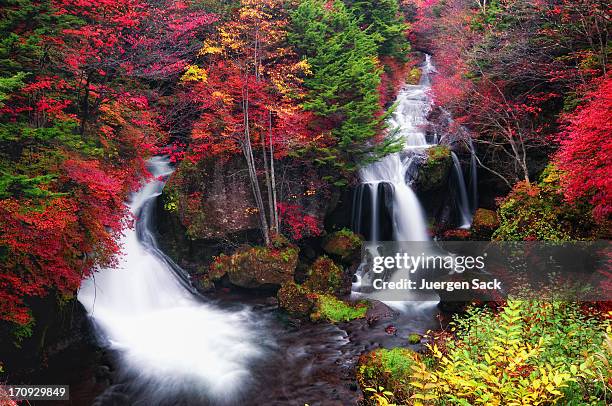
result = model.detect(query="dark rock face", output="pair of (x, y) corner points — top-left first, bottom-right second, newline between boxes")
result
(155, 155), (343, 288)
(414, 145), (452, 193)
(164, 157), (259, 240)
(163, 156), (340, 241)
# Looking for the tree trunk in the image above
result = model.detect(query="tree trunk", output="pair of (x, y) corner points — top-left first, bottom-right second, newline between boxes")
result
(269, 109), (279, 231)
(242, 82), (270, 245)
(261, 112), (274, 233)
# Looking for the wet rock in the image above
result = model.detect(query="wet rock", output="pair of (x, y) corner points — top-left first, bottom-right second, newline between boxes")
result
(264, 296), (279, 307)
(385, 325), (397, 335)
(365, 300), (399, 326)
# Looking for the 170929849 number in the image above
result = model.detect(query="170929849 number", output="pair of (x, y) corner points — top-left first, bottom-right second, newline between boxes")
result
(0, 385), (69, 400)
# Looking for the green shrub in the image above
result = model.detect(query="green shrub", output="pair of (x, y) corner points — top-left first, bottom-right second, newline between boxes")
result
(357, 300), (612, 405)
(357, 347), (420, 404)
(494, 165), (601, 241)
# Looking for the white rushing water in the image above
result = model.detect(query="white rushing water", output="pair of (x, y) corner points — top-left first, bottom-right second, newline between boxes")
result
(452, 151), (473, 228)
(352, 56), (439, 310)
(78, 156), (264, 403)
(358, 55), (437, 242)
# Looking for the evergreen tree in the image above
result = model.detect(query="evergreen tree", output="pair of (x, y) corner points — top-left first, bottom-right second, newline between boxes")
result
(289, 0), (400, 172)
(345, 0), (410, 59)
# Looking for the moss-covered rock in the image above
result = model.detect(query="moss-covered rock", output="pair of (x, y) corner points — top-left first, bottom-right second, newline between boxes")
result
(277, 281), (316, 318)
(310, 294), (368, 323)
(357, 347), (417, 403)
(323, 228), (363, 261)
(209, 243), (298, 289)
(303, 256), (343, 294)
(415, 145), (452, 192)
(471, 208), (499, 240)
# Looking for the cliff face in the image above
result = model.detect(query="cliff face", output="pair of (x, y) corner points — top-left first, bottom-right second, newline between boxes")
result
(162, 156), (340, 241)
(155, 155), (344, 281)
(163, 157), (259, 240)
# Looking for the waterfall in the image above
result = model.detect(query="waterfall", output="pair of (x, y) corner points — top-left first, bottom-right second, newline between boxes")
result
(351, 54), (479, 312)
(356, 55), (436, 243)
(78, 157), (265, 404)
(451, 152), (473, 228)
(468, 137), (478, 212)
(351, 55), (436, 310)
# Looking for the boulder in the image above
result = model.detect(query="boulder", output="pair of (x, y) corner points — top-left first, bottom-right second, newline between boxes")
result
(414, 145), (452, 192)
(277, 281), (316, 318)
(303, 256), (344, 294)
(323, 228), (363, 262)
(209, 244), (298, 289)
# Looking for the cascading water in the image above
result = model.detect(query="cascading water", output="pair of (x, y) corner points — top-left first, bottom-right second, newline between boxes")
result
(351, 55), (439, 310)
(78, 156), (265, 404)
(355, 55), (437, 243)
(452, 151), (473, 228)
(353, 54), (478, 243)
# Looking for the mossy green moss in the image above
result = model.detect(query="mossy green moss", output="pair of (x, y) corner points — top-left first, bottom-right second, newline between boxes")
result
(415, 145), (452, 192)
(323, 228), (363, 260)
(303, 256), (343, 294)
(310, 294), (367, 323)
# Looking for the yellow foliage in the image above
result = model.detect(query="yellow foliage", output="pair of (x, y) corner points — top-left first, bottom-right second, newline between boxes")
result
(294, 59), (312, 75)
(181, 65), (208, 82)
(211, 91), (234, 104)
